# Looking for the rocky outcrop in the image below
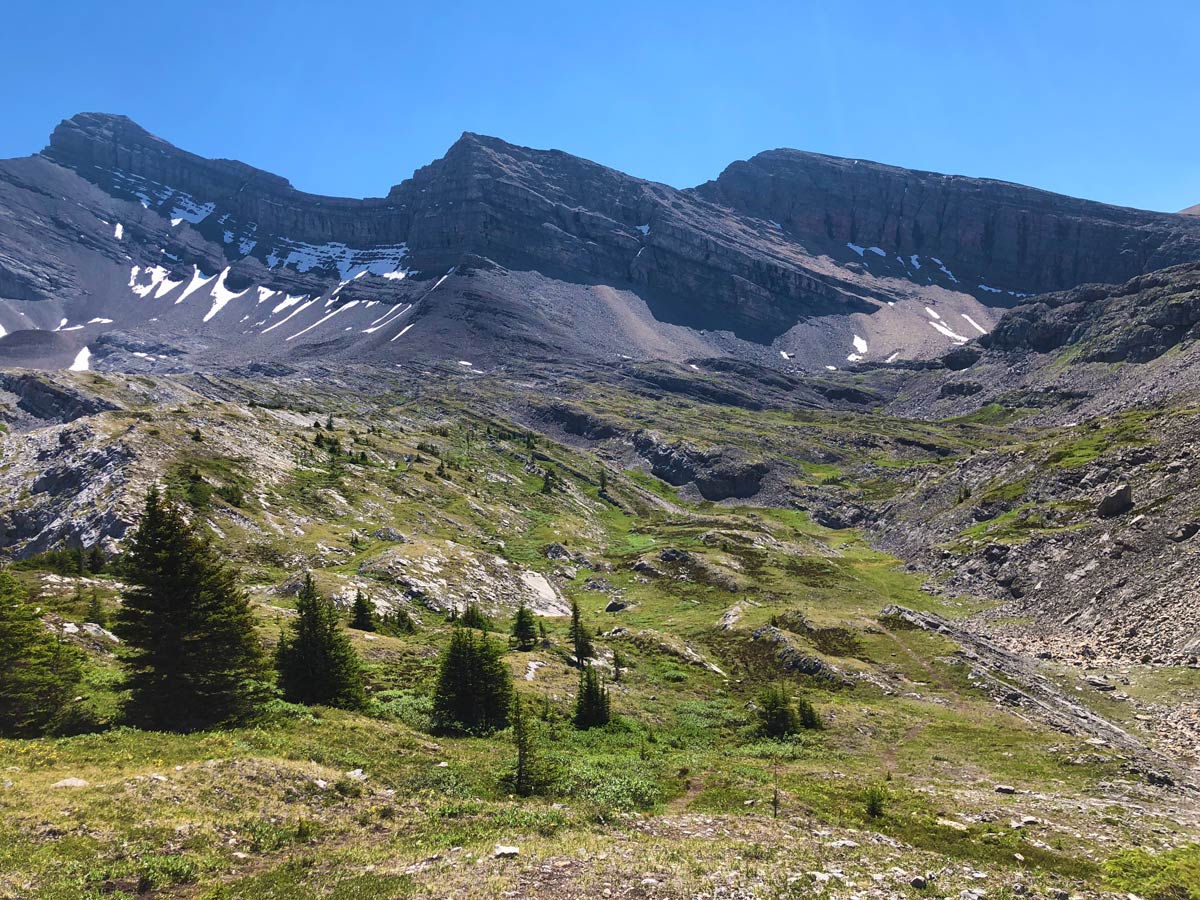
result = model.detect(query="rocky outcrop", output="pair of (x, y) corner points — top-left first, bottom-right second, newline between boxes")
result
(0, 373), (118, 422)
(698, 149), (1200, 297)
(632, 430), (768, 500)
(984, 263), (1200, 363)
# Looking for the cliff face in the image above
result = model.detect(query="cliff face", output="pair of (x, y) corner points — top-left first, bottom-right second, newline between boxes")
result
(40, 115), (887, 341)
(9, 112), (1200, 371)
(697, 149), (1200, 297)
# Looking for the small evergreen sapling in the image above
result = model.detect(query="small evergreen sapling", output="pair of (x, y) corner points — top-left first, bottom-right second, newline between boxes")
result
(511, 602), (537, 650)
(275, 573), (367, 711)
(0, 570), (83, 737)
(349, 589), (377, 632)
(573, 666), (611, 730)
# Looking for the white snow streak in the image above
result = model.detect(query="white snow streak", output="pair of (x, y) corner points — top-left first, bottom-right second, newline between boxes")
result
(962, 314), (988, 335)
(113, 222), (124, 240)
(285, 301), (359, 341)
(389, 322), (416, 342)
(930, 319), (970, 343)
(262, 299), (317, 334)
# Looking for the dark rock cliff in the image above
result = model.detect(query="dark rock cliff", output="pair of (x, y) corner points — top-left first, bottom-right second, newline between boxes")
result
(697, 149), (1200, 297)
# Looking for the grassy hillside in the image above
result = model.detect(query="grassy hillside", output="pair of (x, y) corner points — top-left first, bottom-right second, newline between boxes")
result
(1, 370), (1197, 899)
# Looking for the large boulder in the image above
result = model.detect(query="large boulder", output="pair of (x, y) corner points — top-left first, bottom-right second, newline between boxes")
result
(1097, 483), (1133, 518)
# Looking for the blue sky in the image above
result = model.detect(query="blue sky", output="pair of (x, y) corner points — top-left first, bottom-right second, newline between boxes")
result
(1, 0), (1196, 211)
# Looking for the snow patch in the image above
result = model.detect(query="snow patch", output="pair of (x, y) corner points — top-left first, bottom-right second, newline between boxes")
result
(272, 293), (306, 314)
(262, 298), (318, 334)
(68, 347), (91, 371)
(113, 222), (123, 240)
(285, 300), (359, 341)
(128, 265), (173, 299)
(962, 314), (988, 335)
(909, 254), (921, 269)
(885, 351), (900, 363)
(636, 224), (650, 235)
(87, 317), (114, 325)
(177, 266), (216, 304)
(264, 239), (410, 280)
(868, 246), (886, 257)
(930, 257), (958, 283)
(978, 283), (1002, 294)
(852, 334), (868, 354)
(847, 242), (866, 256)
(924, 306), (942, 320)
(202, 267), (249, 322)
(390, 321), (417, 342)
(930, 319), (970, 343)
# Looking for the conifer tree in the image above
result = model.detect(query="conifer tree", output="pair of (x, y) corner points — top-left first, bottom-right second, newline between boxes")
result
(87, 544), (105, 574)
(509, 692), (537, 796)
(511, 602), (537, 650)
(0, 570), (83, 737)
(381, 608), (417, 635)
(612, 648), (624, 682)
(569, 598), (593, 664)
(573, 666), (611, 730)
(349, 589), (376, 632)
(459, 602), (492, 632)
(431, 627), (512, 734)
(86, 587), (106, 627)
(756, 684), (801, 738)
(115, 488), (268, 732)
(276, 574), (367, 710)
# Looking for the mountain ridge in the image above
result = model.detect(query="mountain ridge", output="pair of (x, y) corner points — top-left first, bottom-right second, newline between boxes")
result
(2, 111), (1198, 374)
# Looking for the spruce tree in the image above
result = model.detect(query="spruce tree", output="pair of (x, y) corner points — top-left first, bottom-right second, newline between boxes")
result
(756, 684), (800, 738)
(86, 587), (106, 627)
(612, 648), (624, 682)
(459, 602), (492, 632)
(276, 574), (367, 710)
(569, 598), (593, 664)
(431, 627), (512, 734)
(115, 488), (268, 732)
(0, 570), (83, 737)
(511, 602), (537, 650)
(349, 589), (376, 632)
(509, 692), (537, 796)
(573, 666), (611, 730)
(87, 544), (105, 574)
